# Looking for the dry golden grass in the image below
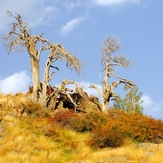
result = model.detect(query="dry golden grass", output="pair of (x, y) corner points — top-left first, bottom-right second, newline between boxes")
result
(88, 144), (163, 163)
(0, 117), (65, 163)
(0, 109), (91, 163)
(0, 93), (163, 163)
(0, 92), (27, 109)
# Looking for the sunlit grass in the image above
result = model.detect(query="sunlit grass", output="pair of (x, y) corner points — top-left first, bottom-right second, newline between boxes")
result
(88, 144), (163, 163)
(0, 117), (62, 163)
(0, 93), (163, 163)
(0, 108), (91, 163)
(1, 116), (162, 163)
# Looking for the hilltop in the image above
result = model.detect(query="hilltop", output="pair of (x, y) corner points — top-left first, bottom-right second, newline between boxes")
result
(0, 92), (163, 163)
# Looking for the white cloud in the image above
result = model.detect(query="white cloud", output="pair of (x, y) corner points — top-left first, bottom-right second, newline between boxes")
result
(0, 71), (31, 94)
(63, 0), (142, 9)
(78, 81), (102, 98)
(60, 17), (84, 36)
(0, 0), (59, 30)
(141, 95), (163, 119)
(64, 0), (82, 11)
(92, 0), (142, 6)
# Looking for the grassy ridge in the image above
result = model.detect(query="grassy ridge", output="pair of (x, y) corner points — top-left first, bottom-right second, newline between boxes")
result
(0, 93), (163, 163)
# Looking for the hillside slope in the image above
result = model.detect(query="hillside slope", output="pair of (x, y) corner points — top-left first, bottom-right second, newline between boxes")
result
(0, 93), (163, 163)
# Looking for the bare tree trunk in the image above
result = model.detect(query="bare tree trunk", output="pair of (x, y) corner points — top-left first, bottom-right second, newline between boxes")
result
(3, 12), (83, 108)
(102, 60), (110, 112)
(26, 39), (41, 102)
(101, 98), (109, 112)
(89, 36), (135, 112)
(30, 57), (41, 102)
(39, 48), (56, 106)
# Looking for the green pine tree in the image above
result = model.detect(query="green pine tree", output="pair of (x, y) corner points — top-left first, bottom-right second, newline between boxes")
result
(113, 85), (143, 114)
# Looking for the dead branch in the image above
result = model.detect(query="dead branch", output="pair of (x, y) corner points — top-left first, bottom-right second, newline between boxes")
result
(89, 84), (103, 97)
(90, 35), (135, 112)
(3, 11), (83, 105)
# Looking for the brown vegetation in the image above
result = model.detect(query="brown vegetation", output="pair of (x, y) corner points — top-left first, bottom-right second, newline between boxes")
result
(0, 93), (163, 162)
(1, 11), (163, 163)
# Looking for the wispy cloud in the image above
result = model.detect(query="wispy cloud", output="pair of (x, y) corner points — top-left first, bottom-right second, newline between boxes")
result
(60, 17), (84, 36)
(0, 0), (59, 30)
(64, 0), (82, 11)
(141, 95), (163, 119)
(92, 0), (142, 7)
(78, 81), (102, 98)
(0, 71), (31, 94)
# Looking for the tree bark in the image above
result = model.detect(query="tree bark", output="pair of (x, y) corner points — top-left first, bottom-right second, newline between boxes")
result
(89, 36), (135, 112)
(26, 38), (41, 102)
(3, 11), (85, 109)
(101, 98), (109, 112)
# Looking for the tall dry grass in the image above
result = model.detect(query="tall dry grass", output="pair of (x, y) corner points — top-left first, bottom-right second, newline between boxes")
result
(0, 93), (163, 163)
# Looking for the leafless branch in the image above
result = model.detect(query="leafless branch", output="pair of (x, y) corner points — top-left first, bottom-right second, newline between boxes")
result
(50, 65), (60, 71)
(89, 84), (103, 97)
(48, 71), (55, 82)
(3, 11), (84, 107)
(112, 55), (133, 68)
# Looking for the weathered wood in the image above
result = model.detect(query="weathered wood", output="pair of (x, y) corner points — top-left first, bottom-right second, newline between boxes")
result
(90, 36), (135, 112)
(3, 11), (83, 108)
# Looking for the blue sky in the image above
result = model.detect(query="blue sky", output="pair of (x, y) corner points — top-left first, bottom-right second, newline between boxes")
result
(0, 0), (163, 119)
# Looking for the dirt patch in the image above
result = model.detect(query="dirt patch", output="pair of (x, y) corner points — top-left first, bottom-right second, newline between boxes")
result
(137, 143), (163, 152)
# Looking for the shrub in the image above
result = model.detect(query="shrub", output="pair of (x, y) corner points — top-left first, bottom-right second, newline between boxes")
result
(114, 111), (163, 144)
(50, 109), (163, 146)
(53, 110), (95, 132)
(88, 120), (125, 149)
(69, 114), (94, 132)
(89, 111), (108, 127)
(105, 109), (163, 144)
(53, 109), (78, 129)
(24, 101), (49, 117)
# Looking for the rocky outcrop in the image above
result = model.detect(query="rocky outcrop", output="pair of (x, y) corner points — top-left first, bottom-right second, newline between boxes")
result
(56, 91), (101, 113)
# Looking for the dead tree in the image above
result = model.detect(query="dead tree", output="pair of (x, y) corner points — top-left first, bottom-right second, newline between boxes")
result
(3, 11), (83, 107)
(90, 36), (135, 112)
(46, 79), (87, 112)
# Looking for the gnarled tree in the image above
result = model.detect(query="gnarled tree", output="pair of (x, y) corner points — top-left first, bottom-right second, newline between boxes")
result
(3, 11), (83, 107)
(90, 36), (135, 112)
